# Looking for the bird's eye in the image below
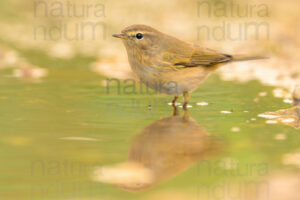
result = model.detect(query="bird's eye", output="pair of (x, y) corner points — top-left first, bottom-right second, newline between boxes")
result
(136, 33), (143, 40)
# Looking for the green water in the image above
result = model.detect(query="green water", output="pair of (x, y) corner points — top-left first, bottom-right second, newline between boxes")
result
(0, 49), (299, 200)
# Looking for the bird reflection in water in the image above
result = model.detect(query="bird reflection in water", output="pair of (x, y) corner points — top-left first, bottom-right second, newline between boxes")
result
(93, 107), (220, 191)
(260, 85), (300, 129)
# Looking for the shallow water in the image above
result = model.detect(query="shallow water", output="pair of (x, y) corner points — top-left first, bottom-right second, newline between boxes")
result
(1, 57), (300, 200)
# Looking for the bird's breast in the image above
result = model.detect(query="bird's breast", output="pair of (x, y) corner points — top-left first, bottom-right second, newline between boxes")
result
(127, 49), (160, 77)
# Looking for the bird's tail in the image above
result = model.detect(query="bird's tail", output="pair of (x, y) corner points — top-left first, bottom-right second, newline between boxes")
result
(231, 55), (268, 62)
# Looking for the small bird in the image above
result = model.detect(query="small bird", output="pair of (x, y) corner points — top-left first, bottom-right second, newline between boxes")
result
(113, 24), (266, 108)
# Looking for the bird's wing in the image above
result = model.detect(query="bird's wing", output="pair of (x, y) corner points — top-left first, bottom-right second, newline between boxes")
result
(162, 45), (233, 68)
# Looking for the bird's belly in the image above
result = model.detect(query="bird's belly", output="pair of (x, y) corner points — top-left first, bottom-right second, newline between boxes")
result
(161, 68), (210, 95)
(131, 63), (210, 95)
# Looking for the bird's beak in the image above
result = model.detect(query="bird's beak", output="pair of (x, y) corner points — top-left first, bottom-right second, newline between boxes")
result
(112, 33), (126, 39)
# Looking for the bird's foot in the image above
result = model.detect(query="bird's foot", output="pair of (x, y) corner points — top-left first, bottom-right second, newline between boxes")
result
(183, 102), (188, 110)
(172, 96), (178, 107)
(183, 92), (189, 110)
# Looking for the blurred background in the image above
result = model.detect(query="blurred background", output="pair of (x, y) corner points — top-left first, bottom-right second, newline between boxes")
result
(0, 0), (299, 87)
(0, 0), (300, 199)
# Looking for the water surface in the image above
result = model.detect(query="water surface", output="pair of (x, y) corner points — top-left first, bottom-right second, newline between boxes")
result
(0, 53), (299, 199)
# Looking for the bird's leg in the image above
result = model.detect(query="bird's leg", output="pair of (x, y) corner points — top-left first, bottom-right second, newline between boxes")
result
(172, 105), (179, 116)
(183, 92), (190, 110)
(183, 108), (190, 121)
(172, 96), (178, 107)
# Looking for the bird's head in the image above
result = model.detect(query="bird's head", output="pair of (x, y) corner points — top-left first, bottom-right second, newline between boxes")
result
(113, 24), (162, 52)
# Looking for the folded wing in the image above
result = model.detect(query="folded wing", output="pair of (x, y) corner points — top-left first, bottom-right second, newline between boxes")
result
(162, 45), (233, 68)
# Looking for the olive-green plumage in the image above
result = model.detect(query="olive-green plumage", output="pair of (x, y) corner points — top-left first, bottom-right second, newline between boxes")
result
(113, 24), (266, 108)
